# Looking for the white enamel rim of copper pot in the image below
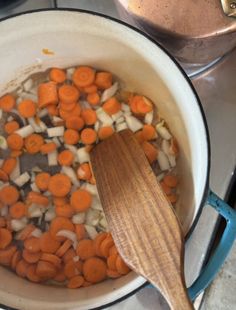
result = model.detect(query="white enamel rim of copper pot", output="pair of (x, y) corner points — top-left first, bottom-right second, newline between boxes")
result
(0, 9), (210, 310)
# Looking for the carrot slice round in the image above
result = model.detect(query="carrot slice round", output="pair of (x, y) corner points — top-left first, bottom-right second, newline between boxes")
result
(83, 257), (107, 283)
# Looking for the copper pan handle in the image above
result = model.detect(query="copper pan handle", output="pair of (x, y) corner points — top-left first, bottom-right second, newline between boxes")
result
(221, 0), (236, 17)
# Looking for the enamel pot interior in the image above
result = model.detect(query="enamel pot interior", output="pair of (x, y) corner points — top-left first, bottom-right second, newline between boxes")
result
(0, 10), (209, 310)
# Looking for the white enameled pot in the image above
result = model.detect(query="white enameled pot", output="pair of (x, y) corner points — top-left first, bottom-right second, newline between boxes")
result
(0, 9), (235, 310)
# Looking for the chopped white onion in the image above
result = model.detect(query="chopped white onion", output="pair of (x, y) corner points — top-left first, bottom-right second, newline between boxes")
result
(28, 204), (42, 218)
(48, 150), (58, 166)
(52, 137), (61, 147)
(85, 209), (100, 226)
(91, 196), (103, 211)
(84, 225), (98, 239)
(16, 88), (23, 96)
(20, 92), (37, 102)
(23, 78), (33, 92)
(9, 158), (20, 181)
(14, 172), (30, 187)
(161, 140), (176, 167)
(31, 166), (42, 172)
(64, 144), (77, 155)
(0, 109), (2, 119)
(125, 115), (143, 132)
(30, 228), (42, 238)
(0, 206), (8, 217)
(101, 82), (119, 102)
(15, 125), (34, 138)
(56, 230), (77, 249)
(121, 103), (130, 112)
(73, 256), (80, 262)
(7, 116), (13, 122)
(115, 116), (125, 125)
(99, 216), (108, 231)
(38, 108), (48, 118)
(0, 136), (7, 149)
(94, 121), (100, 132)
(67, 67), (75, 80)
(61, 166), (80, 187)
(72, 213), (86, 224)
(31, 182), (40, 193)
(156, 125), (172, 140)
(52, 116), (63, 123)
(144, 110), (154, 125)
(157, 150), (170, 171)
(39, 121), (47, 132)
(116, 122), (128, 132)
(157, 173), (165, 182)
(111, 110), (123, 121)
(47, 126), (64, 137)
(96, 108), (113, 125)
(77, 147), (90, 164)
(168, 154), (176, 168)
(45, 207), (56, 222)
(28, 117), (42, 133)
(81, 183), (98, 196)
(11, 218), (27, 231)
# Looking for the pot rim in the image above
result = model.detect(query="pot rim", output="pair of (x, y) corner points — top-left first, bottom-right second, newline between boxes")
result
(0, 8), (211, 310)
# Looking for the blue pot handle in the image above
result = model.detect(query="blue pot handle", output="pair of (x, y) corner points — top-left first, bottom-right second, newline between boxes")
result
(188, 190), (236, 300)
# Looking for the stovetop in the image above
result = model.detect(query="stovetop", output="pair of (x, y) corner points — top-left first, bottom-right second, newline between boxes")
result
(0, 1), (235, 310)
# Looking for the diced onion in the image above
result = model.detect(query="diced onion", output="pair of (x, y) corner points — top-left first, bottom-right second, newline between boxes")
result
(14, 172), (30, 187)
(116, 116), (125, 125)
(28, 205), (43, 218)
(116, 122), (128, 132)
(144, 110), (154, 125)
(48, 150), (58, 166)
(56, 230), (77, 249)
(85, 209), (100, 226)
(84, 225), (98, 239)
(81, 183), (98, 196)
(91, 196), (103, 211)
(72, 213), (86, 224)
(11, 218), (27, 232)
(45, 208), (56, 222)
(156, 125), (172, 140)
(52, 137), (61, 147)
(96, 108), (113, 125)
(112, 110), (123, 121)
(99, 216), (108, 231)
(20, 92), (37, 102)
(94, 121), (100, 132)
(30, 228), (42, 238)
(47, 126), (64, 137)
(157, 150), (170, 171)
(0, 206), (8, 217)
(0, 136), (7, 149)
(38, 108), (48, 118)
(157, 173), (165, 182)
(125, 115), (143, 132)
(9, 158), (20, 181)
(28, 117), (43, 132)
(67, 67), (75, 80)
(23, 78), (33, 92)
(61, 166), (80, 187)
(101, 82), (119, 102)
(31, 182), (40, 192)
(77, 147), (90, 164)
(15, 125), (34, 138)
(121, 103), (130, 112)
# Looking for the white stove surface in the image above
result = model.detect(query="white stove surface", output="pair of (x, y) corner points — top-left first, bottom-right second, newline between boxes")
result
(0, 1), (236, 309)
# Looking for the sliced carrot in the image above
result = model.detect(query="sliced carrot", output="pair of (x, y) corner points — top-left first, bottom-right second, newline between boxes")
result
(81, 109), (97, 125)
(24, 237), (41, 253)
(70, 189), (92, 212)
(10, 150), (22, 158)
(11, 250), (21, 270)
(58, 150), (74, 166)
(62, 248), (76, 263)
(170, 138), (179, 155)
(7, 133), (24, 151)
(27, 191), (49, 207)
(4, 121), (19, 134)
(35, 172), (51, 191)
(41, 253), (61, 268)
(63, 129), (80, 145)
(0, 185), (19, 205)
(116, 255), (130, 275)
(59, 103), (81, 120)
(55, 204), (74, 218)
(0, 228), (12, 249)
(81, 128), (97, 145)
(58, 84), (80, 104)
(87, 92), (100, 106)
(47, 104), (59, 116)
(67, 275), (84, 289)
(99, 236), (114, 258)
(82, 280), (92, 287)
(17, 224), (35, 241)
(95, 72), (112, 90)
(39, 232), (61, 254)
(84, 84), (98, 94)
(163, 175), (178, 188)
(77, 163), (92, 181)
(2, 157), (17, 175)
(15, 259), (29, 277)
(129, 95), (153, 115)
(36, 260), (57, 279)
(94, 232), (108, 257)
(49, 68), (66, 84)
(26, 264), (42, 283)
(18, 99), (36, 118)
(50, 217), (74, 241)
(65, 115), (84, 131)
(142, 124), (156, 140)
(0, 245), (17, 266)
(160, 181), (171, 195)
(98, 126), (114, 140)
(76, 239), (95, 260)
(53, 269), (66, 282)
(83, 257), (107, 283)
(60, 101), (76, 112)
(56, 239), (72, 257)
(141, 141), (158, 164)
(73, 66), (95, 88)
(22, 249), (41, 264)
(0, 217), (6, 228)
(75, 224), (86, 241)
(107, 269), (121, 278)
(40, 142), (57, 154)
(0, 169), (9, 182)
(64, 259), (80, 279)
(9, 202), (27, 219)
(38, 81), (58, 108)
(48, 173), (72, 197)
(107, 254), (118, 271)
(134, 131), (145, 144)
(0, 94), (15, 112)
(24, 134), (44, 154)
(103, 97), (121, 115)
(53, 197), (68, 207)
(167, 194), (178, 204)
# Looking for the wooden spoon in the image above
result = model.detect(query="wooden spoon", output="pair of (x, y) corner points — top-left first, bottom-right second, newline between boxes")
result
(90, 129), (193, 310)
